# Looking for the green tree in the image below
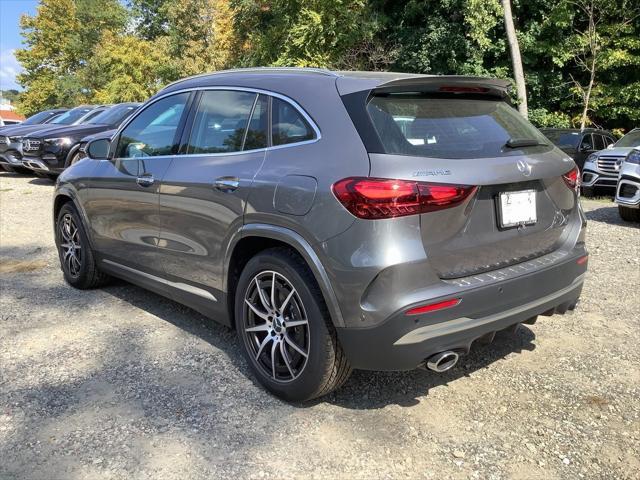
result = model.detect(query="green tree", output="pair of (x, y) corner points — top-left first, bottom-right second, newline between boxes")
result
(232, 0), (376, 68)
(15, 0), (127, 115)
(166, 0), (237, 75)
(128, 0), (172, 40)
(82, 32), (173, 103)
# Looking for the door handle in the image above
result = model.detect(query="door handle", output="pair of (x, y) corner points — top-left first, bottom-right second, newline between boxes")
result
(136, 174), (154, 187)
(214, 176), (240, 192)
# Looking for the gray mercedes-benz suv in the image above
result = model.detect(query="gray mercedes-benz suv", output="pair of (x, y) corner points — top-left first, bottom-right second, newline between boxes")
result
(53, 68), (588, 401)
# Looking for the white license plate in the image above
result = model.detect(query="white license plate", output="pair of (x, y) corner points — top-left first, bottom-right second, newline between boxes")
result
(498, 190), (537, 228)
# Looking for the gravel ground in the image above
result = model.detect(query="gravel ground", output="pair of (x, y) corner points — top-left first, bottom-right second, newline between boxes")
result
(1, 172), (639, 480)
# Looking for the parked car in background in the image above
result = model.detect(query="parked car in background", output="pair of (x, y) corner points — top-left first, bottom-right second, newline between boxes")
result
(540, 128), (616, 170)
(0, 108), (68, 133)
(54, 68), (587, 401)
(21, 103), (139, 178)
(0, 107), (102, 173)
(0, 110), (25, 127)
(0, 108), (69, 172)
(615, 148), (640, 222)
(582, 128), (640, 196)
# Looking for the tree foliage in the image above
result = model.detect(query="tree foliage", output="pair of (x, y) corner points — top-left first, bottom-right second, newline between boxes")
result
(14, 0), (640, 131)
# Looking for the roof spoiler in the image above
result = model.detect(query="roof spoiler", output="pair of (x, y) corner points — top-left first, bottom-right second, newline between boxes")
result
(337, 74), (511, 101)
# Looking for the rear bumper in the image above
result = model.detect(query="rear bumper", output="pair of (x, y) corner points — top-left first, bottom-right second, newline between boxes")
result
(336, 250), (587, 371)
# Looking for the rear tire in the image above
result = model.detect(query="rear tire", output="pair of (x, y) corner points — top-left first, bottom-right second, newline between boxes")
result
(235, 247), (351, 402)
(55, 203), (110, 289)
(618, 205), (640, 222)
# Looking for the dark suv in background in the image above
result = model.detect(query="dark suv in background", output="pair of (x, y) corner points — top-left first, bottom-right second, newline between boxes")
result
(22, 103), (140, 178)
(540, 128), (616, 170)
(0, 108), (69, 172)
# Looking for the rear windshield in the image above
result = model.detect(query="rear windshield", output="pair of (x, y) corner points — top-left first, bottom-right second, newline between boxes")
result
(366, 95), (550, 159)
(542, 131), (580, 149)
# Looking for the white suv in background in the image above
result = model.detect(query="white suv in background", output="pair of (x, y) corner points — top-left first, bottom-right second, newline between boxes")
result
(615, 148), (640, 222)
(582, 128), (640, 196)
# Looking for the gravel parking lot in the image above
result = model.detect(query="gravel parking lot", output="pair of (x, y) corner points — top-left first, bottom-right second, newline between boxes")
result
(1, 172), (639, 480)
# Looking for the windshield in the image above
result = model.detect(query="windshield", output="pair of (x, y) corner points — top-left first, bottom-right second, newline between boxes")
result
(21, 111), (58, 125)
(366, 95), (549, 159)
(615, 130), (640, 148)
(87, 105), (138, 126)
(542, 131), (580, 149)
(50, 108), (93, 125)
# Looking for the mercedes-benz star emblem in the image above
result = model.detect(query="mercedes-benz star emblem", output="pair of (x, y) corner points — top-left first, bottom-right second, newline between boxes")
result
(516, 159), (532, 176)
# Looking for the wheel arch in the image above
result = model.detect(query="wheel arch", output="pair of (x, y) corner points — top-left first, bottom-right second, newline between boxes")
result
(224, 224), (345, 328)
(53, 188), (96, 250)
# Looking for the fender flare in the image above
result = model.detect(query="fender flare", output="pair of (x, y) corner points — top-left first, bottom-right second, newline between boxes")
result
(53, 186), (97, 251)
(223, 223), (345, 328)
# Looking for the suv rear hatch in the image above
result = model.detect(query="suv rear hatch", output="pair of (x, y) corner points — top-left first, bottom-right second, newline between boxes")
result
(338, 75), (579, 278)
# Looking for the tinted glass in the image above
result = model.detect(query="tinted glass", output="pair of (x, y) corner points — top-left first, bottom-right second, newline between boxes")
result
(87, 104), (139, 126)
(50, 107), (93, 125)
(579, 134), (593, 151)
(78, 108), (107, 124)
(22, 111), (57, 125)
(593, 134), (605, 150)
(117, 93), (189, 158)
(272, 97), (314, 146)
(367, 96), (549, 159)
(543, 131), (581, 148)
(604, 136), (615, 146)
(615, 130), (640, 148)
(187, 90), (256, 154)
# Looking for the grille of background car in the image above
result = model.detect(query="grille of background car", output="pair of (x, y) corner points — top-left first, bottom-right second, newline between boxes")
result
(597, 156), (623, 174)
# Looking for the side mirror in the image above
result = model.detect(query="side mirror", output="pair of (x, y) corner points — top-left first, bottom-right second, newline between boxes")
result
(86, 138), (111, 160)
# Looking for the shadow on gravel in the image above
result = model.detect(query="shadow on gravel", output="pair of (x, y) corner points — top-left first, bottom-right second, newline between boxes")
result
(585, 205), (640, 228)
(28, 177), (55, 186)
(103, 280), (537, 410)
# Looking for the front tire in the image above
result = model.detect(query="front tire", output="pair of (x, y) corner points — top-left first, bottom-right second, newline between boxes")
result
(618, 205), (640, 222)
(55, 203), (109, 289)
(235, 248), (351, 402)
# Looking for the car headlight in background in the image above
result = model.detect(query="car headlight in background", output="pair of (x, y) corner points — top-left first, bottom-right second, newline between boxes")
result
(624, 149), (640, 165)
(44, 137), (73, 146)
(586, 153), (598, 164)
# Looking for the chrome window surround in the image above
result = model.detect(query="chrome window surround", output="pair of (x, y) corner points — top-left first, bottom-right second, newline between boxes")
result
(112, 86), (322, 161)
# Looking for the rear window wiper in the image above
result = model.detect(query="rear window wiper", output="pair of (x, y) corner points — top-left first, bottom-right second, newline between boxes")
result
(504, 138), (548, 148)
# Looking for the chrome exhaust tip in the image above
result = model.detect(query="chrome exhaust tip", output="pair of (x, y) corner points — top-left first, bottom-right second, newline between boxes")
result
(426, 351), (459, 373)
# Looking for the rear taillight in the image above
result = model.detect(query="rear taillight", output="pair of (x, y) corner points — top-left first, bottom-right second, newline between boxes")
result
(562, 167), (580, 191)
(332, 177), (477, 220)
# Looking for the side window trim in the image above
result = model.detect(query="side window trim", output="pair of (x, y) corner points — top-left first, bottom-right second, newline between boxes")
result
(135, 86), (319, 158)
(240, 93), (260, 151)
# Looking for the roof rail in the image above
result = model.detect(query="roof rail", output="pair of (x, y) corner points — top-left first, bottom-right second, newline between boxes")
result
(163, 67), (339, 90)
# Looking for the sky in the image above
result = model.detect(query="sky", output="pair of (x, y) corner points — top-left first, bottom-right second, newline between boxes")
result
(0, 0), (39, 91)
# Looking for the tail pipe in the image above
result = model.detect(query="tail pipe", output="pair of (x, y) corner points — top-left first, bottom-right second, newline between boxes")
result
(426, 351), (459, 373)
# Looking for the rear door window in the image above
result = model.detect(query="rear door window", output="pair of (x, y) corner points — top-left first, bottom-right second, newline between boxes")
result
(366, 95), (550, 159)
(187, 90), (257, 154)
(272, 97), (315, 146)
(593, 134), (605, 151)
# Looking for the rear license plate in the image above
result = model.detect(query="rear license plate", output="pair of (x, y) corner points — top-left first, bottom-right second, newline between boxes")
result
(498, 190), (537, 228)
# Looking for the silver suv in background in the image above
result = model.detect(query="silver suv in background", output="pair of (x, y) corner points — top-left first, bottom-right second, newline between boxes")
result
(615, 148), (640, 222)
(582, 128), (640, 196)
(53, 68), (588, 401)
